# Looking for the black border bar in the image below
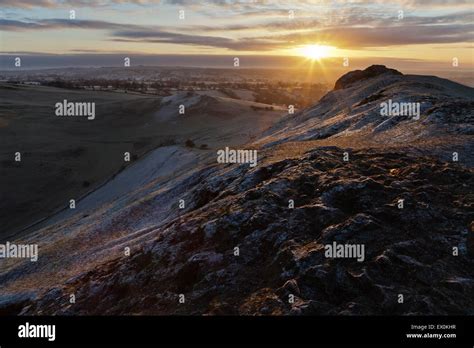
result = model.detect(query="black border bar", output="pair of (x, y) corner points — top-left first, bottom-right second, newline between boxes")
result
(0, 315), (472, 346)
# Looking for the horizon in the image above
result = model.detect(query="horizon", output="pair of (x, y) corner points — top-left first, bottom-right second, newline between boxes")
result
(1, 55), (472, 87)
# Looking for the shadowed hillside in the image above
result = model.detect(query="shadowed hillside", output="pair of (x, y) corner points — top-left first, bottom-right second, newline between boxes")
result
(0, 85), (285, 240)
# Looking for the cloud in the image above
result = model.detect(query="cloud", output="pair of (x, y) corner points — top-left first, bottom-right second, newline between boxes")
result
(1, 3), (472, 53)
(4, 18), (471, 52)
(250, 24), (474, 49)
(3, 8), (471, 34)
(0, 18), (146, 31)
(189, 9), (474, 32)
(111, 33), (282, 51)
(306, 24), (474, 48)
(0, 0), (161, 8)
(2, 0), (473, 9)
(110, 22), (474, 51)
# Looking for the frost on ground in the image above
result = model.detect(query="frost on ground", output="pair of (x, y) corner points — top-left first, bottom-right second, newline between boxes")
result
(0, 66), (472, 315)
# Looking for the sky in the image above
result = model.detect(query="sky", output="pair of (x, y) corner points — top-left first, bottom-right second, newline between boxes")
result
(0, 0), (473, 71)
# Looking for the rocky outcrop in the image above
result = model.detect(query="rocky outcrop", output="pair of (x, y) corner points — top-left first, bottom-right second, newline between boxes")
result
(6, 148), (473, 315)
(334, 65), (403, 90)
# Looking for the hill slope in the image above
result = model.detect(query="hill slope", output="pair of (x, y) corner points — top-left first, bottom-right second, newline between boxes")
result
(259, 65), (473, 164)
(0, 86), (284, 239)
(1, 66), (473, 315)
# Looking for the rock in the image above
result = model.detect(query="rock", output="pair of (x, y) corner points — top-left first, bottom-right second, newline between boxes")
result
(0, 292), (37, 315)
(334, 65), (403, 90)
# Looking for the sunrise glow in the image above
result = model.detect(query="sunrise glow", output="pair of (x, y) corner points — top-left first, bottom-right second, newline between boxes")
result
(298, 45), (334, 60)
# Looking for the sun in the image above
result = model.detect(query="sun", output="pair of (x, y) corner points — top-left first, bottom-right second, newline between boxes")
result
(298, 44), (333, 60)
